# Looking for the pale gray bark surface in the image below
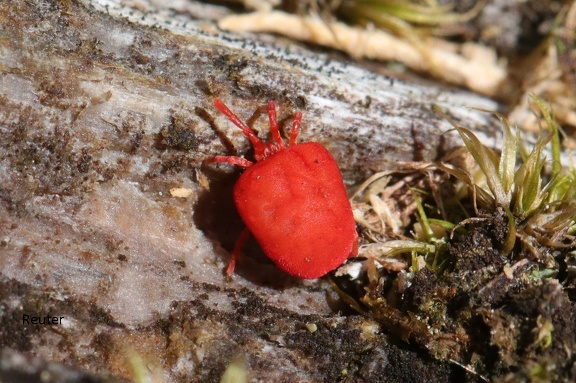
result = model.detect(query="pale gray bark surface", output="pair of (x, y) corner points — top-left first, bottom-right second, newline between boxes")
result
(0, 0), (500, 381)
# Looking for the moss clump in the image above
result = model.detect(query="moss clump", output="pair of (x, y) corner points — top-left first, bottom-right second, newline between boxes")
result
(337, 98), (576, 381)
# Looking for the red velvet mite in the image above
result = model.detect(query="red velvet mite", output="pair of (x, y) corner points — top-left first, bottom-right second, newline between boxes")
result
(205, 99), (358, 279)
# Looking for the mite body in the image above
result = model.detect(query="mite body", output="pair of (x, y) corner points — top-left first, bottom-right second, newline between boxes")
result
(205, 99), (358, 279)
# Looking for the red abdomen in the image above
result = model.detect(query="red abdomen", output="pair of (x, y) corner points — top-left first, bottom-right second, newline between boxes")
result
(233, 142), (358, 279)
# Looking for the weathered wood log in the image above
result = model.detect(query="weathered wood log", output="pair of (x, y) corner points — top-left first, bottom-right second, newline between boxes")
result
(0, 0), (501, 381)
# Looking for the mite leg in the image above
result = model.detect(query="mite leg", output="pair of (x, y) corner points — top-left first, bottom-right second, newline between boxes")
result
(348, 231), (359, 258)
(204, 155), (253, 168)
(289, 112), (302, 146)
(226, 227), (251, 275)
(267, 101), (285, 149)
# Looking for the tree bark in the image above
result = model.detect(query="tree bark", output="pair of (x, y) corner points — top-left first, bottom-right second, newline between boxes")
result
(0, 0), (501, 381)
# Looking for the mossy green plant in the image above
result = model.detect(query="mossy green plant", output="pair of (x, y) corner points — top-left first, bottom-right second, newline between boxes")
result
(351, 97), (575, 271)
(337, 0), (485, 35)
(339, 97), (576, 380)
(434, 97), (576, 259)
